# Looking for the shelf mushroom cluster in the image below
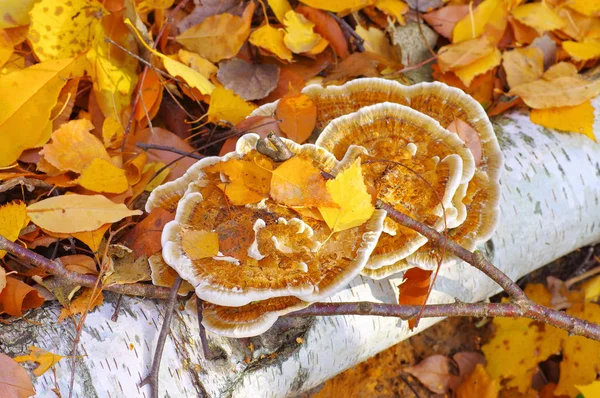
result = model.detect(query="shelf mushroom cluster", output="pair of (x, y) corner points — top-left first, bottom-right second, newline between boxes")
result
(146, 78), (503, 338)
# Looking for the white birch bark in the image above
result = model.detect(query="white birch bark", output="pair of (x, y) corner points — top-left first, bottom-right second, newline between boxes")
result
(2, 101), (600, 398)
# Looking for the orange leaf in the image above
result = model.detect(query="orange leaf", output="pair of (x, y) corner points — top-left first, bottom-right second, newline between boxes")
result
(276, 93), (317, 143)
(398, 268), (433, 329)
(296, 6), (349, 58)
(58, 288), (104, 323)
(0, 276), (44, 317)
(456, 364), (498, 398)
(447, 118), (483, 167)
(0, 353), (35, 397)
(121, 208), (175, 258)
(13, 346), (66, 377)
(133, 68), (163, 126)
(270, 155), (337, 207)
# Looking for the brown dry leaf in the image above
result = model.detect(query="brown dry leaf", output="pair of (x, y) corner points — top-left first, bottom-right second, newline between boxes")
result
(57, 288), (104, 323)
(502, 47), (544, 89)
(0, 266), (6, 294)
(121, 208), (174, 258)
(0, 353), (35, 398)
(437, 36), (496, 73)
(176, 2), (255, 63)
(276, 93), (317, 143)
(398, 268), (432, 329)
(217, 58), (279, 101)
(40, 119), (111, 173)
(447, 118), (483, 166)
(181, 229), (220, 260)
(422, 5), (469, 40)
(27, 194), (142, 234)
(103, 245), (152, 285)
(451, 351), (486, 390)
(58, 254), (98, 275)
(404, 355), (456, 394)
(13, 346), (66, 377)
(0, 276), (45, 316)
(177, 0), (244, 32)
(456, 364), (498, 398)
(0, 201), (29, 258)
(270, 155), (337, 207)
(324, 51), (396, 84)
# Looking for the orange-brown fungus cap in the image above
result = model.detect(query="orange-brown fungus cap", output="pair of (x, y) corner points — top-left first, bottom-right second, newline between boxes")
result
(202, 296), (309, 338)
(316, 103), (474, 272)
(160, 134), (386, 307)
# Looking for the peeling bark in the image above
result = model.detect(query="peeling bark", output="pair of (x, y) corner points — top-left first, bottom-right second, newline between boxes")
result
(1, 102), (600, 398)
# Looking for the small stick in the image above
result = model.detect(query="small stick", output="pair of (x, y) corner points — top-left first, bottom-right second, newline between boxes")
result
(196, 298), (224, 360)
(330, 13), (365, 53)
(139, 277), (183, 398)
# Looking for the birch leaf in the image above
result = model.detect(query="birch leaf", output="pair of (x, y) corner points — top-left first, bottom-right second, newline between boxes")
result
(530, 101), (596, 142)
(512, 2), (565, 34)
(0, 201), (28, 258)
(207, 86), (257, 125)
(13, 346), (66, 377)
(74, 158), (130, 193)
(298, 0), (375, 13)
(249, 24), (294, 62)
(283, 10), (323, 54)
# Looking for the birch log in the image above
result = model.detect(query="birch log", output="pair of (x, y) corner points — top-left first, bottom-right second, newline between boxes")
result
(2, 101), (600, 398)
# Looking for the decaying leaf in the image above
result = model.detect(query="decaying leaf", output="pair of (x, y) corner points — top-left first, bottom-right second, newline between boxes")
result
(13, 346), (66, 377)
(57, 287), (104, 322)
(0, 276), (45, 316)
(404, 355), (455, 394)
(217, 58), (279, 101)
(121, 208), (174, 258)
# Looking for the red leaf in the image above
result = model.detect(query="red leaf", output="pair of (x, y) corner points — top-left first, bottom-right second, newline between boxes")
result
(398, 267), (432, 329)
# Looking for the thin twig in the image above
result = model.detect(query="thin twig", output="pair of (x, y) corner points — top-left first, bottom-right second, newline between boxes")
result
(330, 13), (364, 53)
(196, 298), (224, 360)
(139, 277), (183, 398)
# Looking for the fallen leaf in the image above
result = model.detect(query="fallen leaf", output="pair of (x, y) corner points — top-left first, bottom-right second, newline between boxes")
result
(45, 223), (111, 252)
(249, 24), (294, 62)
(512, 2), (565, 34)
(502, 47), (544, 89)
(456, 364), (498, 398)
(58, 287), (103, 322)
(133, 68), (163, 127)
(148, 253), (195, 294)
(404, 355), (455, 394)
(530, 100), (596, 142)
(0, 276), (45, 316)
(446, 118), (483, 166)
(0, 201), (28, 258)
(422, 5), (469, 40)
(566, 0), (600, 18)
(397, 267), (432, 329)
(283, 10), (324, 54)
(318, 158), (375, 232)
(217, 58), (279, 101)
(28, 0), (103, 61)
(268, 0), (293, 23)
(270, 155), (337, 207)
(121, 208), (174, 258)
(181, 229), (220, 260)
(296, 6), (349, 58)
(323, 51), (395, 83)
(74, 158), (130, 193)
(58, 254), (98, 275)
(453, 0), (507, 45)
(177, 0), (244, 32)
(297, 0), (375, 13)
(582, 274), (600, 302)
(13, 346), (66, 377)
(177, 49), (219, 79)
(102, 116), (125, 149)
(27, 194), (142, 234)
(0, 57), (84, 167)
(0, 266), (5, 294)
(103, 245), (151, 285)
(207, 86), (258, 125)
(176, 2), (255, 63)
(276, 93), (317, 143)
(453, 47), (501, 86)
(452, 351), (486, 389)
(576, 381), (600, 397)
(123, 151), (148, 186)
(0, 0), (37, 28)
(437, 36), (495, 72)
(510, 74), (600, 109)
(375, 0), (408, 24)
(356, 25), (398, 63)
(563, 40), (600, 62)
(0, 353), (35, 397)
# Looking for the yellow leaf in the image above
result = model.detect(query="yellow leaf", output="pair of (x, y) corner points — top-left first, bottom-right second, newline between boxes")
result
(268, 0), (293, 23)
(177, 50), (218, 79)
(502, 47), (544, 89)
(318, 158), (375, 232)
(143, 162), (170, 192)
(270, 155), (337, 207)
(298, 0), (375, 13)
(249, 24), (293, 62)
(576, 381), (600, 397)
(563, 40), (600, 62)
(567, 0), (600, 17)
(0, 57), (84, 167)
(543, 62), (578, 80)
(453, 47), (501, 86)
(0, 0), (37, 28)
(13, 346), (66, 376)
(176, 2), (255, 63)
(437, 36), (495, 72)
(58, 288), (103, 322)
(45, 223), (111, 252)
(207, 86), (257, 125)
(456, 364), (498, 398)
(512, 2), (565, 34)
(75, 158), (129, 193)
(355, 25), (398, 63)
(125, 18), (214, 95)
(40, 119), (111, 173)
(0, 201), (28, 258)
(28, 0), (104, 61)
(87, 14), (138, 121)
(283, 10), (323, 54)
(509, 76), (600, 109)
(453, 0), (507, 44)
(181, 229), (219, 260)
(530, 100), (596, 142)
(102, 116), (125, 149)
(27, 194), (142, 234)
(0, 30), (13, 68)
(582, 274), (600, 301)
(375, 0), (408, 24)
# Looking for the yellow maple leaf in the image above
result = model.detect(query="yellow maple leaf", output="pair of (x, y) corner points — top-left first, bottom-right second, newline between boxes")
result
(40, 119), (111, 173)
(28, 0), (104, 61)
(318, 158), (375, 232)
(563, 40), (600, 62)
(453, 48), (501, 86)
(0, 201), (29, 258)
(14, 346), (66, 376)
(512, 2), (565, 34)
(249, 24), (293, 62)
(453, 0), (507, 45)
(530, 100), (596, 142)
(27, 194), (142, 234)
(0, 57), (85, 167)
(125, 18), (214, 95)
(181, 229), (220, 260)
(283, 10), (323, 54)
(74, 158), (130, 194)
(298, 0), (375, 13)
(207, 86), (257, 125)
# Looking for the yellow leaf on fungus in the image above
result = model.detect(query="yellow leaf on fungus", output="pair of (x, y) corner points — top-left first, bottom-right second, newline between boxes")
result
(13, 346), (66, 376)
(453, 47), (501, 86)
(530, 100), (596, 142)
(181, 229), (219, 260)
(318, 158), (375, 232)
(75, 158), (130, 193)
(563, 40), (600, 62)
(207, 86), (257, 125)
(125, 19), (214, 95)
(28, 0), (104, 61)
(249, 24), (293, 62)
(27, 194), (142, 234)
(512, 2), (565, 34)
(283, 10), (323, 54)
(0, 201), (28, 258)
